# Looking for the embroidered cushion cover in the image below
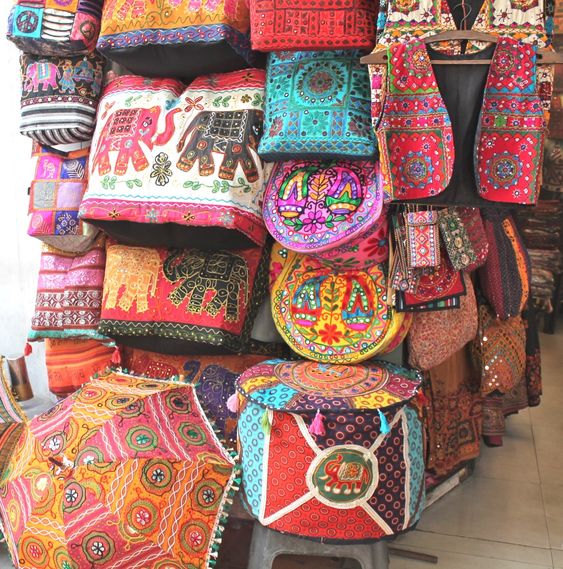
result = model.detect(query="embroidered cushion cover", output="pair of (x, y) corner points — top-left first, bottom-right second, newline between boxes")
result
(28, 143), (99, 253)
(97, 0), (257, 80)
(258, 50), (377, 160)
(7, 0), (103, 56)
(0, 371), (237, 569)
(80, 70), (268, 250)
(236, 359), (425, 542)
(99, 242), (269, 355)
(28, 236), (108, 343)
(19, 52), (103, 147)
(270, 247), (396, 364)
(263, 159), (383, 256)
(248, 0), (378, 52)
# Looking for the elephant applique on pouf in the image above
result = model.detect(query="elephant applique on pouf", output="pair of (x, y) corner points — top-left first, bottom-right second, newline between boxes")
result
(99, 242), (269, 354)
(80, 70), (268, 251)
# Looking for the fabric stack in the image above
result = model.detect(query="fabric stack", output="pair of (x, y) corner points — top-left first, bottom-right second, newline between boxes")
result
(0, 0), (555, 565)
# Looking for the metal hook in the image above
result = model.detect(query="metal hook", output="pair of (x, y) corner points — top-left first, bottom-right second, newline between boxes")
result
(451, 0), (472, 30)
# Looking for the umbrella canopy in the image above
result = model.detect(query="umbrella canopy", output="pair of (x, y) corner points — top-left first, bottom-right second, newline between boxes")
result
(0, 370), (238, 569)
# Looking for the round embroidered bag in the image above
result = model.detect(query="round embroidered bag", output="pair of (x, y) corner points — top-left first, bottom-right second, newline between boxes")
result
(236, 358), (425, 542)
(271, 250), (394, 363)
(263, 160), (383, 255)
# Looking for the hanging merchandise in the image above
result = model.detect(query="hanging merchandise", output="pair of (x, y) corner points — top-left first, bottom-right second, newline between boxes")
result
(235, 358), (425, 542)
(99, 242), (269, 355)
(258, 50), (377, 161)
(96, 0), (259, 79)
(248, 0), (378, 52)
(408, 276), (478, 371)
(45, 338), (113, 396)
(270, 245), (398, 363)
(456, 207), (490, 270)
(7, 0), (103, 56)
(472, 303), (526, 397)
(404, 209), (441, 269)
(80, 70), (268, 250)
(478, 209), (531, 320)
(27, 143), (98, 253)
(28, 236), (109, 344)
(19, 52), (104, 146)
(0, 371), (238, 569)
(262, 159), (385, 263)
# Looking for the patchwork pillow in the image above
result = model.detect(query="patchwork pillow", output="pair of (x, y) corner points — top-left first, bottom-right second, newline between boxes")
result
(28, 236), (108, 343)
(7, 0), (103, 56)
(80, 70), (268, 250)
(99, 242), (269, 355)
(97, 0), (259, 80)
(28, 143), (98, 253)
(249, 0), (378, 52)
(258, 50), (376, 160)
(20, 52), (103, 146)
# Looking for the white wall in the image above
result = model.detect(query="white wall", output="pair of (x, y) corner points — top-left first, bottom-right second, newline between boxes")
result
(0, 2), (48, 399)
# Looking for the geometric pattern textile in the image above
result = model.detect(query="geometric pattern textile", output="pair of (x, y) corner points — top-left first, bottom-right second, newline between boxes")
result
(0, 371), (237, 569)
(237, 359), (425, 542)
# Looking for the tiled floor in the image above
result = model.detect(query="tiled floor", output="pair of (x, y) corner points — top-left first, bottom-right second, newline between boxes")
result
(0, 329), (560, 569)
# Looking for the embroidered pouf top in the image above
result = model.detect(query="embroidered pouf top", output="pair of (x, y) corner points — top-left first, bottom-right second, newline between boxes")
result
(96, 0), (258, 80)
(80, 70), (268, 250)
(263, 159), (383, 255)
(258, 50), (377, 161)
(249, 0), (378, 52)
(236, 358), (425, 542)
(270, 247), (395, 363)
(7, 0), (103, 56)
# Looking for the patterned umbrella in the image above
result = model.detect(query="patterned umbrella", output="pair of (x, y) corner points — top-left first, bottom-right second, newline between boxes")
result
(0, 370), (238, 569)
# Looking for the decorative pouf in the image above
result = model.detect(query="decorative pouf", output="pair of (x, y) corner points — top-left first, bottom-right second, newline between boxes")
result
(235, 359), (425, 542)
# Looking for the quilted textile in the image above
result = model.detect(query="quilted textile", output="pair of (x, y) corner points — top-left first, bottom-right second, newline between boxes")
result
(0, 371), (238, 569)
(7, 0), (103, 55)
(97, 0), (257, 79)
(28, 143), (98, 253)
(80, 71), (268, 250)
(258, 50), (376, 160)
(237, 359), (424, 542)
(99, 242), (269, 355)
(19, 52), (103, 146)
(249, 0), (378, 51)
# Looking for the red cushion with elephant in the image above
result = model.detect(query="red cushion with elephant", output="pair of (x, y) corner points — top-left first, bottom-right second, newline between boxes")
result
(79, 70), (267, 250)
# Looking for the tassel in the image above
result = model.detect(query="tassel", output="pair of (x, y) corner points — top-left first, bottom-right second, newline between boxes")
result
(416, 390), (429, 407)
(226, 393), (239, 413)
(378, 409), (391, 435)
(24, 342), (32, 356)
(111, 346), (122, 366)
(308, 409), (326, 437)
(260, 409), (271, 434)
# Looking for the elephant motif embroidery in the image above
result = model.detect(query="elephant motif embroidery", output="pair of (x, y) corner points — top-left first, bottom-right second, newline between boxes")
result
(316, 451), (373, 499)
(23, 61), (59, 92)
(163, 250), (249, 322)
(92, 107), (180, 176)
(103, 246), (161, 313)
(176, 110), (263, 182)
(22, 59), (97, 94)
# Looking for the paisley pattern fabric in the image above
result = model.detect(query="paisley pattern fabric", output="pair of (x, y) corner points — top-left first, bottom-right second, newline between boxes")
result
(29, 236), (108, 343)
(80, 71), (268, 250)
(28, 143), (98, 253)
(7, 0), (103, 55)
(270, 249), (395, 364)
(99, 243), (269, 354)
(248, 0), (378, 51)
(45, 338), (114, 396)
(258, 50), (377, 160)
(0, 371), (237, 569)
(237, 359), (424, 542)
(97, 0), (256, 79)
(263, 159), (383, 255)
(377, 41), (454, 201)
(19, 52), (103, 146)
(476, 37), (546, 204)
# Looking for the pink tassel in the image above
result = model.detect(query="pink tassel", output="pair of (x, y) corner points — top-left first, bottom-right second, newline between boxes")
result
(309, 410), (326, 437)
(227, 393), (239, 413)
(111, 346), (122, 366)
(24, 342), (32, 356)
